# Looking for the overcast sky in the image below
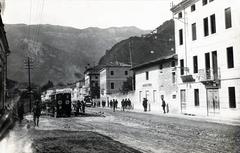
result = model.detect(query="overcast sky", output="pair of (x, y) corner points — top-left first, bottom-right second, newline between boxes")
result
(2, 0), (178, 30)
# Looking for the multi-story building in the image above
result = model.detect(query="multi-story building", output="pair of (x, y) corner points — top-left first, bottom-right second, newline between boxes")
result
(171, 0), (240, 118)
(84, 66), (100, 99)
(0, 11), (10, 113)
(132, 54), (179, 113)
(72, 79), (85, 102)
(100, 62), (132, 103)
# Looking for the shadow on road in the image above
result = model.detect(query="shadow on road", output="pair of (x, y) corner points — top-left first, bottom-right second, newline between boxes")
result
(32, 130), (142, 153)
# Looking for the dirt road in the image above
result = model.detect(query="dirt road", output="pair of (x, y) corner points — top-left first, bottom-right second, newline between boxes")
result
(1, 107), (239, 153)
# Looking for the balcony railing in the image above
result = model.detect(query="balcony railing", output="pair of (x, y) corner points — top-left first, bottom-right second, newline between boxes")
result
(198, 68), (220, 82)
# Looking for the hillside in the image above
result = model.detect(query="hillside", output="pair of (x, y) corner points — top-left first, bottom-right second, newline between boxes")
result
(98, 20), (175, 67)
(5, 24), (149, 85)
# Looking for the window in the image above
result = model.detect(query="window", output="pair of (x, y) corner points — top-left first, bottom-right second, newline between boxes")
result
(146, 71), (149, 80)
(225, 7), (232, 29)
(180, 89), (186, 102)
(172, 95), (176, 99)
(178, 12), (182, 19)
(180, 59), (184, 75)
(95, 76), (98, 79)
(205, 53), (210, 70)
(110, 82), (114, 89)
(171, 61), (175, 67)
(209, 0), (214, 2)
(194, 89), (199, 106)
(210, 14), (216, 34)
(192, 23), (197, 40)
(191, 4), (196, 12)
(203, 17), (209, 36)
(227, 47), (234, 68)
(110, 71), (114, 75)
(202, 0), (207, 6)
(193, 56), (198, 73)
(172, 72), (176, 84)
(125, 71), (128, 75)
(179, 29), (183, 45)
(228, 87), (236, 108)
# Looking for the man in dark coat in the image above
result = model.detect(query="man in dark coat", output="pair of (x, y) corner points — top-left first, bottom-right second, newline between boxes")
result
(33, 99), (41, 127)
(142, 98), (148, 112)
(17, 101), (24, 124)
(161, 96), (166, 114)
(121, 99), (125, 111)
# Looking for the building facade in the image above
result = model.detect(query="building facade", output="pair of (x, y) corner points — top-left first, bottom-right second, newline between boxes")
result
(100, 62), (132, 103)
(0, 12), (10, 113)
(132, 54), (179, 113)
(84, 66), (100, 99)
(171, 0), (240, 118)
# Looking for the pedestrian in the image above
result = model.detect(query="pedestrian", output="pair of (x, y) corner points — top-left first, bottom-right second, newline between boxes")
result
(81, 100), (85, 114)
(33, 99), (41, 127)
(17, 101), (24, 124)
(113, 99), (117, 112)
(161, 96), (166, 114)
(127, 98), (131, 109)
(121, 99), (125, 111)
(142, 98), (148, 112)
(110, 100), (113, 108)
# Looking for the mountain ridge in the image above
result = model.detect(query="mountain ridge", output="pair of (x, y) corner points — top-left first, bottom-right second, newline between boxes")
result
(6, 24), (149, 85)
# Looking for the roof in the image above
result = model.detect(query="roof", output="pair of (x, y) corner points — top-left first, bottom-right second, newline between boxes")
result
(84, 65), (102, 74)
(131, 54), (177, 71)
(99, 61), (131, 72)
(171, 0), (199, 14)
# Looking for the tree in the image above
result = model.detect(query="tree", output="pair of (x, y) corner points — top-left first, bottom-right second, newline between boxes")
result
(41, 80), (54, 92)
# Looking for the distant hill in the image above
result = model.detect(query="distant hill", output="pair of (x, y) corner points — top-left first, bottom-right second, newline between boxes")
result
(98, 20), (175, 67)
(5, 24), (149, 85)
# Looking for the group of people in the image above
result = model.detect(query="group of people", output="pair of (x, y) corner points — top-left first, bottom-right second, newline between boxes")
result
(17, 99), (42, 127)
(142, 96), (169, 114)
(121, 98), (132, 111)
(75, 100), (86, 115)
(109, 99), (118, 112)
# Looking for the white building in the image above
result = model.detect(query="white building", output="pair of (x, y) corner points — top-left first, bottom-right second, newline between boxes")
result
(132, 54), (179, 113)
(41, 89), (54, 102)
(171, 0), (240, 118)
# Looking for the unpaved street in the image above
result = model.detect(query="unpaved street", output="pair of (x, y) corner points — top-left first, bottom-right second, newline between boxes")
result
(1, 107), (240, 153)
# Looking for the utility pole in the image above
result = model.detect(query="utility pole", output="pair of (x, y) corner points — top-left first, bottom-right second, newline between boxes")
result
(24, 57), (33, 112)
(129, 38), (134, 91)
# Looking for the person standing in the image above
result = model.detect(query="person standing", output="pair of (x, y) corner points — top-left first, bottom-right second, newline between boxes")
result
(121, 99), (125, 111)
(113, 99), (117, 112)
(142, 98), (148, 112)
(81, 100), (85, 114)
(161, 96), (166, 114)
(33, 99), (41, 127)
(17, 101), (24, 124)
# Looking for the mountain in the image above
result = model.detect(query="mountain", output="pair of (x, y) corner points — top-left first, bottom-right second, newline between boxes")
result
(98, 19), (175, 67)
(5, 24), (149, 85)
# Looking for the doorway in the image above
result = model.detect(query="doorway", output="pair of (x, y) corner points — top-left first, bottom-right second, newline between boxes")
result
(207, 89), (220, 115)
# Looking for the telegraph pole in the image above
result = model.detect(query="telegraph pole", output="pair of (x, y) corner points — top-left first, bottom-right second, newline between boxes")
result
(129, 38), (134, 91)
(24, 57), (33, 112)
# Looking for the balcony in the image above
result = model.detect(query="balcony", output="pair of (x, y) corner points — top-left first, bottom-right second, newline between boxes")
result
(198, 68), (220, 87)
